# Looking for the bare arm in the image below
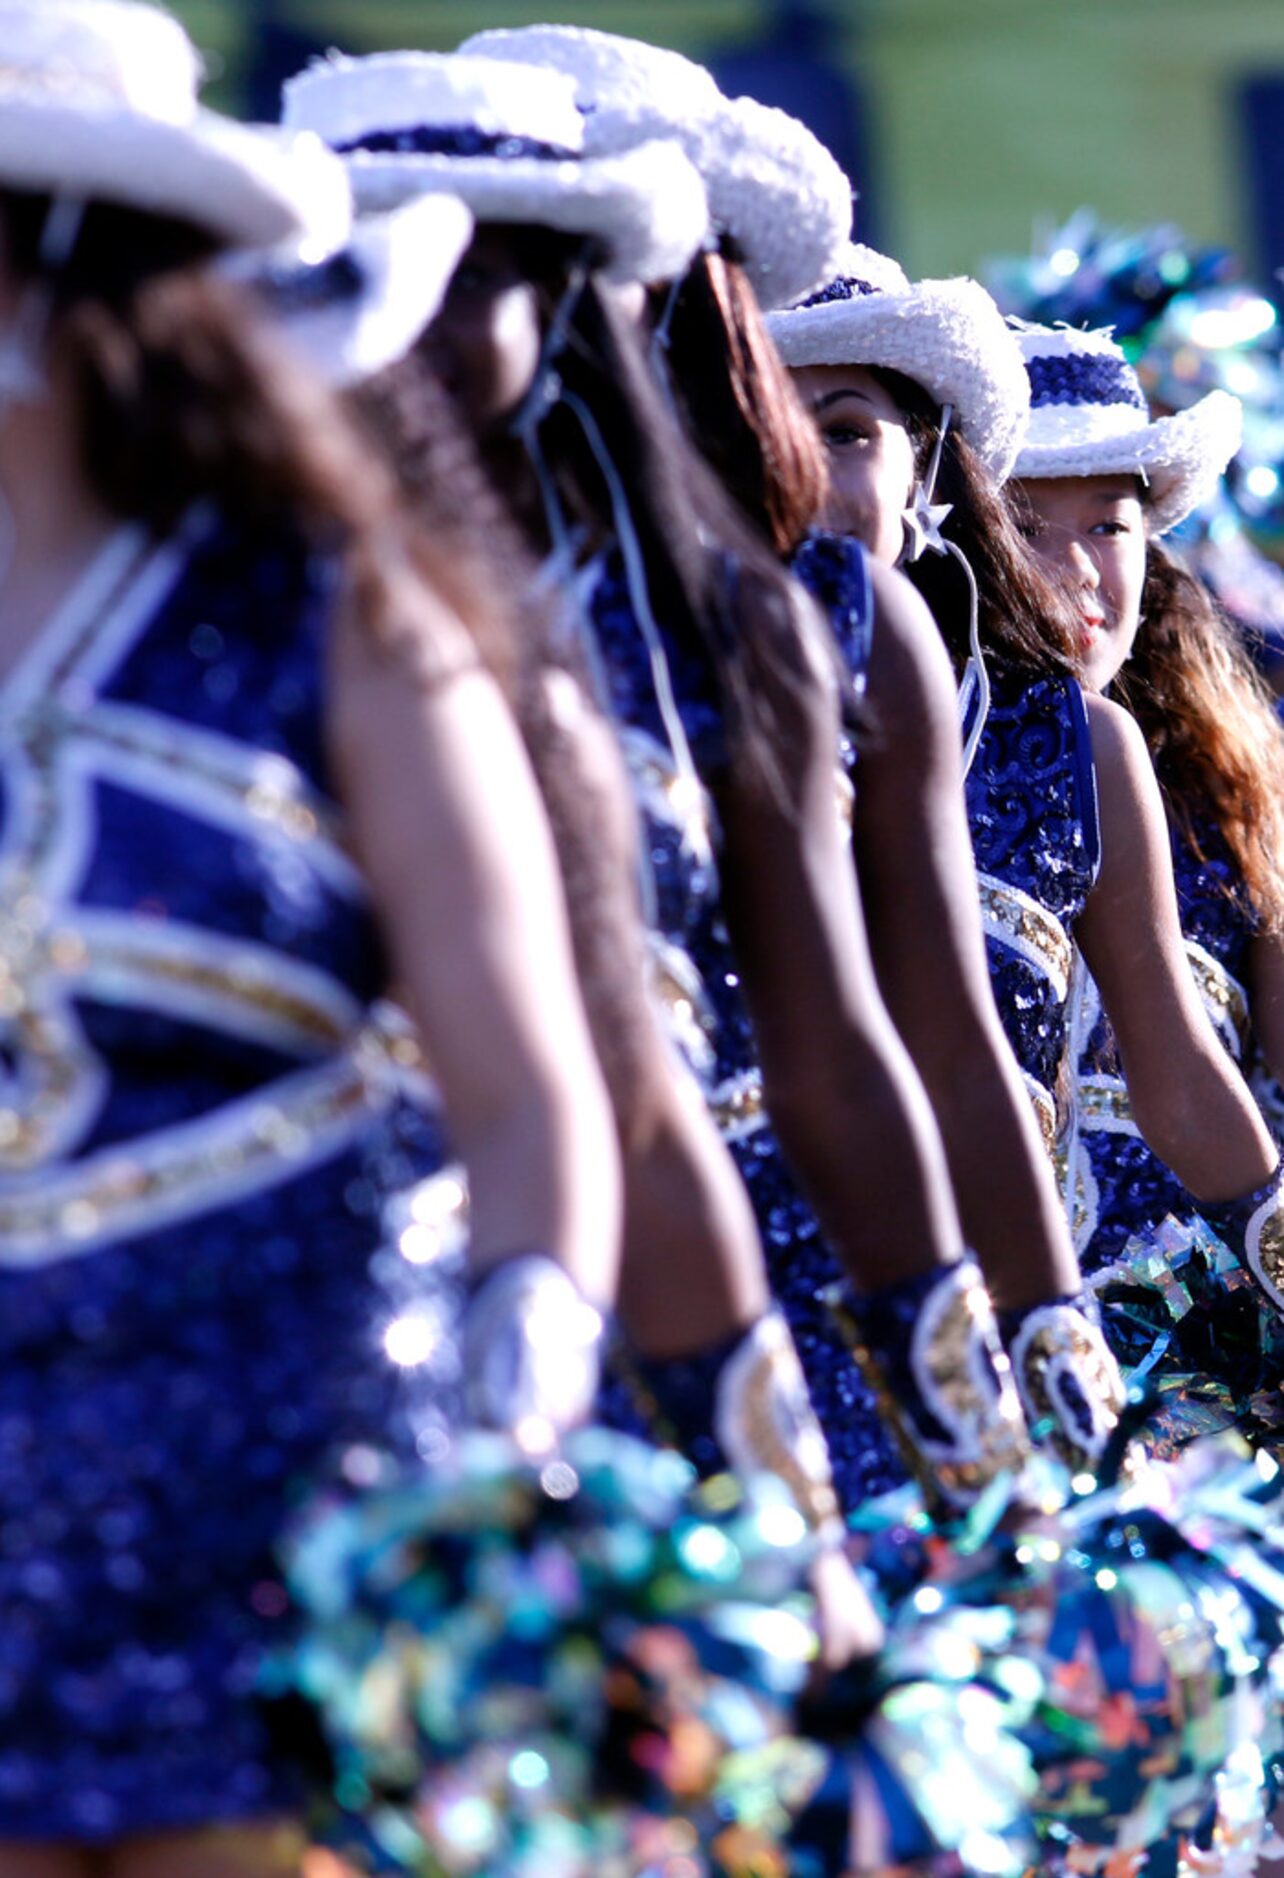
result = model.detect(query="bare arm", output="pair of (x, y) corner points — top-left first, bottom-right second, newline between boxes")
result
(1249, 931), (1284, 1094)
(1078, 693), (1276, 1202)
(855, 560), (1080, 1308)
(711, 583), (964, 1288)
(327, 573), (620, 1305)
(540, 670), (881, 1650)
(527, 667), (769, 1353)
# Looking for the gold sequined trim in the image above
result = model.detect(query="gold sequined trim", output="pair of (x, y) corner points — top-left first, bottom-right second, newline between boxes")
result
(717, 1314), (841, 1535)
(88, 705), (347, 854)
(79, 933), (354, 1048)
(1184, 937), (1249, 1060)
(0, 1020), (414, 1264)
(1077, 1074), (1137, 1135)
(647, 933), (717, 1082)
(914, 1268), (1030, 1500)
(710, 1067), (765, 1139)
(977, 873), (1072, 1000)
(1008, 1303), (1123, 1468)
(1024, 1074), (1058, 1157)
(824, 1268), (1030, 1514)
(1249, 1190), (1284, 1308)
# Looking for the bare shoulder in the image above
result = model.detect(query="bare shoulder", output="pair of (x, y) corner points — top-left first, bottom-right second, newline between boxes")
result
(1081, 689), (1170, 887)
(734, 561), (842, 728)
(1083, 689), (1153, 789)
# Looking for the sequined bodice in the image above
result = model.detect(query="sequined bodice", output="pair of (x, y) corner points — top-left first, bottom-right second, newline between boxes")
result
(0, 508), (411, 1264)
(585, 554), (758, 1101)
(0, 507), (450, 1836)
(966, 664), (1099, 1126)
(1081, 810), (1253, 1082)
(791, 529), (874, 706)
(1171, 812), (1257, 971)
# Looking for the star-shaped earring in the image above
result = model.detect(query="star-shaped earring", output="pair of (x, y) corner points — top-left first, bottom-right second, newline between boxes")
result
(901, 482), (953, 561)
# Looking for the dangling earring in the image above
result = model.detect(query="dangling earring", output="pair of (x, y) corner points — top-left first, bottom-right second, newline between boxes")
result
(900, 400), (954, 563)
(895, 404), (991, 779)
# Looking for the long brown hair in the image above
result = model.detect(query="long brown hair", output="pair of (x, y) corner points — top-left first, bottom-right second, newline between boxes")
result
(0, 186), (502, 678)
(356, 337), (661, 1133)
(871, 366), (1081, 676)
(659, 250), (829, 557)
(432, 223), (818, 795)
(3, 190), (385, 539)
(1110, 538), (1284, 932)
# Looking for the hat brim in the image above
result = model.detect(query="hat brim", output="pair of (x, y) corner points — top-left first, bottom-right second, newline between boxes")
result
(692, 99), (852, 310)
(768, 278), (1029, 483)
(454, 28), (846, 300)
(1011, 390), (1243, 533)
(343, 139), (706, 286)
(259, 193), (475, 389)
(0, 97), (329, 247)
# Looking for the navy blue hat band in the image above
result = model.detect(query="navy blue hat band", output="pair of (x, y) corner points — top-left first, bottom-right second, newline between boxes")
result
(1027, 352), (1147, 412)
(799, 273), (880, 309)
(254, 249), (365, 313)
(334, 123), (579, 163)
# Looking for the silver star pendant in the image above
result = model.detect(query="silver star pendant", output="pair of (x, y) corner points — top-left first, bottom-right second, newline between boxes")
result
(901, 485), (954, 561)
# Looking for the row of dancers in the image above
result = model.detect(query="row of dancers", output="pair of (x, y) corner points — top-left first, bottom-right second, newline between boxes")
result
(2, 2), (1284, 1873)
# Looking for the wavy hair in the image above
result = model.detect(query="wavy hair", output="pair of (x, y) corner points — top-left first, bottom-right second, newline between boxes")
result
(1110, 538), (1284, 933)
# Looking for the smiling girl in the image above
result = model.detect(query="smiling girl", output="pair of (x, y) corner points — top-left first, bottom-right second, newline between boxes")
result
(1009, 323), (1284, 1328)
(771, 250), (1284, 1353)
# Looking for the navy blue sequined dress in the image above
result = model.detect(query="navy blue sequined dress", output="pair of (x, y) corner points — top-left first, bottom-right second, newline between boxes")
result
(1075, 812), (1256, 1275)
(0, 511), (445, 1839)
(964, 663), (1100, 1168)
(586, 544), (905, 1514)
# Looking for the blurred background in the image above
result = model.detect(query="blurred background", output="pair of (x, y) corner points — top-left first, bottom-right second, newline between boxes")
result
(169, 0), (1284, 281)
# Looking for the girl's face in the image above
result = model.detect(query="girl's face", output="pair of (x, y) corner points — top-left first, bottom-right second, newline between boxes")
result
(790, 361), (918, 568)
(1013, 475), (1148, 691)
(424, 228), (544, 437)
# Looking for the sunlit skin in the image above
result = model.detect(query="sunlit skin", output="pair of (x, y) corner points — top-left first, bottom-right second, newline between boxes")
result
(1013, 475), (1149, 693)
(789, 361), (917, 568)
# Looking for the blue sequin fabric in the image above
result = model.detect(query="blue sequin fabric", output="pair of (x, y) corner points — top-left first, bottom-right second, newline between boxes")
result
(0, 510), (446, 1838)
(1076, 810), (1256, 1275)
(965, 663), (1100, 1138)
(791, 528), (875, 709)
(586, 548), (904, 1513)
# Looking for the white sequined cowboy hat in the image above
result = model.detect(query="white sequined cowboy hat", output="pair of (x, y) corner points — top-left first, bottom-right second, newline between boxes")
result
(281, 50), (708, 288)
(0, 0), (342, 248)
(766, 241), (1031, 484)
(222, 192), (474, 389)
(459, 24), (852, 309)
(1008, 322), (1243, 533)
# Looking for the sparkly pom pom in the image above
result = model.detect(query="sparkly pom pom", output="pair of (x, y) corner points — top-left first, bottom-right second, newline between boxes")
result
(264, 1430), (822, 1873)
(266, 1428), (1049, 1876)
